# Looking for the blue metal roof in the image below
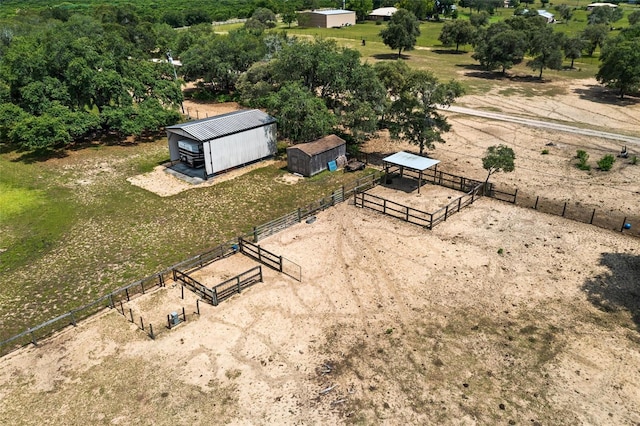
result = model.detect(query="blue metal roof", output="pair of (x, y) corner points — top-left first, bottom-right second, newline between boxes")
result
(382, 151), (440, 171)
(166, 109), (276, 142)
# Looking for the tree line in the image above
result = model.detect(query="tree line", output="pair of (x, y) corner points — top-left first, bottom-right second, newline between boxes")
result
(433, 7), (640, 95)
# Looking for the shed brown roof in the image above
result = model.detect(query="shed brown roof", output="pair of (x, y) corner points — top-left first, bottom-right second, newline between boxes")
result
(288, 134), (346, 157)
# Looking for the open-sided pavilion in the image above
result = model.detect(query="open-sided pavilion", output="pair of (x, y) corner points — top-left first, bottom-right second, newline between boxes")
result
(382, 151), (440, 194)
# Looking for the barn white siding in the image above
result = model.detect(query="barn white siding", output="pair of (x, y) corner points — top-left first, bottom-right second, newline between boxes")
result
(207, 124), (277, 174)
(166, 109), (277, 179)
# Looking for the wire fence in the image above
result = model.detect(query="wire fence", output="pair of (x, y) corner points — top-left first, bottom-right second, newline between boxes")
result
(1, 166), (637, 357)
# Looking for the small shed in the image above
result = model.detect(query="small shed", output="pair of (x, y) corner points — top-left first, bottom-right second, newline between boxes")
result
(382, 151), (440, 194)
(299, 9), (356, 28)
(287, 135), (346, 177)
(166, 109), (277, 179)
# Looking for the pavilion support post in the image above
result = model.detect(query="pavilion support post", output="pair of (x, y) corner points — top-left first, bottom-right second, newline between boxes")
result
(418, 170), (422, 194)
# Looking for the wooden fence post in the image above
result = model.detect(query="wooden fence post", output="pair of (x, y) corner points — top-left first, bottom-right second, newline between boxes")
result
(534, 196), (539, 210)
(109, 294), (114, 309)
(182, 307), (186, 322)
(444, 205), (449, 221)
(70, 311), (76, 327)
(279, 256), (283, 273)
(167, 315), (171, 329)
(513, 189), (518, 204)
(140, 317), (144, 331)
(562, 202), (567, 217)
(196, 299), (200, 315)
(29, 329), (37, 346)
(458, 197), (462, 212)
(406, 206), (410, 221)
(590, 209), (596, 224)
(621, 217), (628, 232)
(237, 276), (242, 294)
(383, 199), (387, 214)
(141, 281), (145, 294)
(181, 285), (184, 300)
(125, 288), (130, 302)
(149, 324), (154, 340)
(253, 226), (258, 243)
(129, 308), (134, 323)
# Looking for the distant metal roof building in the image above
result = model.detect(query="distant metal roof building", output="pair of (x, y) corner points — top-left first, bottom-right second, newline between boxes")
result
(369, 7), (397, 17)
(383, 151), (440, 171)
(166, 109), (276, 142)
(313, 9), (355, 15)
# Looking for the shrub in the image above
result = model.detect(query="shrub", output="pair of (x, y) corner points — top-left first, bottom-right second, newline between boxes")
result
(630, 155), (638, 165)
(576, 150), (590, 170)
(597, 154), (615, 171)
(541, 149), (549, 155)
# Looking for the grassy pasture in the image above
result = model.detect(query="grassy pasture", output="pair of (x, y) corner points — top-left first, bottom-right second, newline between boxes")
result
(0, 140), (374, 342)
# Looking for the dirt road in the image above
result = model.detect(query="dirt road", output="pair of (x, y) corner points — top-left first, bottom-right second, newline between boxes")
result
(443, 105), (640, 145)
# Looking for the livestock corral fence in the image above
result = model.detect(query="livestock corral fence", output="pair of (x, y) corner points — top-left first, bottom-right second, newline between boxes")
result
(2, 167), (638, 357)
(355, 166), (485, 229)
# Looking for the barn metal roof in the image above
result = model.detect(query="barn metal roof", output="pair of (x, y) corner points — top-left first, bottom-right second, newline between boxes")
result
(287, 134), (345, 157)
(382, 151), (440, 171)
(166, 109), (276, 142)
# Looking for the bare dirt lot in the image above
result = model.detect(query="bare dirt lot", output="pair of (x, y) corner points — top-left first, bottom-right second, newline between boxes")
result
(1, 78), (640, 425)
(1, 199), (639, 425)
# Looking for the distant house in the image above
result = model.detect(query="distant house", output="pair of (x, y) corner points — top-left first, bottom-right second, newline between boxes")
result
(587, 2), (618, 10)
(298, 9), (356, 28)
(368, 7), (397, 21)
(166, 109), (277, 179)
(523, 9), (555, 23)
(286, 135), (347, 177)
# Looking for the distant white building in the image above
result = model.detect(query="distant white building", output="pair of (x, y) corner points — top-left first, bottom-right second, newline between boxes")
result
(298, 9), (356, 28)
(368, 7), (397, 21)
(587, 2), (618, 10)
(523, 9), (555, 23)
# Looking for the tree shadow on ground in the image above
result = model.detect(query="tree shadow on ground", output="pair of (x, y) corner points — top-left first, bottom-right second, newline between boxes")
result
(432, 49), (469, 55)
(371, 53), (407, 60)
(582, 252), (640, 331)
(9, 132), (163, 164)
(573, 84), (640, 106)
(461, 69), (547, 83)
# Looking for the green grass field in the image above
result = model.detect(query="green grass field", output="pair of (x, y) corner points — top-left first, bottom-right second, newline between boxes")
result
(0, 140), (377, 342)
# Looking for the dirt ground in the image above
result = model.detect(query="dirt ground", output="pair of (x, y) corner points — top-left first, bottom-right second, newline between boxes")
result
(1, 78), (640, 424)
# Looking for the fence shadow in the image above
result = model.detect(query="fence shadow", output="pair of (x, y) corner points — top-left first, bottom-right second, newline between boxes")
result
(581, 252), (640, 331)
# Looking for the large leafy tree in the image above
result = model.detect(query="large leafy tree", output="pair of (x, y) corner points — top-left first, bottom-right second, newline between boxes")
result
(564, 35), (586, 69)
(596, 26), (640, 99)
(240, 38), (386, 142)
(473, 22), (528, 74)
(438, 19), (474, 52)
(347, 0), (374, 22)
(387, 69), (464, 154)
(582, 24), (609, 56)
(554, 4), (573, 24)
(266, 82), (336, 142)
(588, 6), (623, 26)
(527, 27), (565, 79)
(379, 8), (421, 59)
(181, 29), (266, 93)
(0, 9), (184, 150)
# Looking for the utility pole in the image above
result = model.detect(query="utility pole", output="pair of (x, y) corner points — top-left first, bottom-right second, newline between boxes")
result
(166, 51), (185, 114)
